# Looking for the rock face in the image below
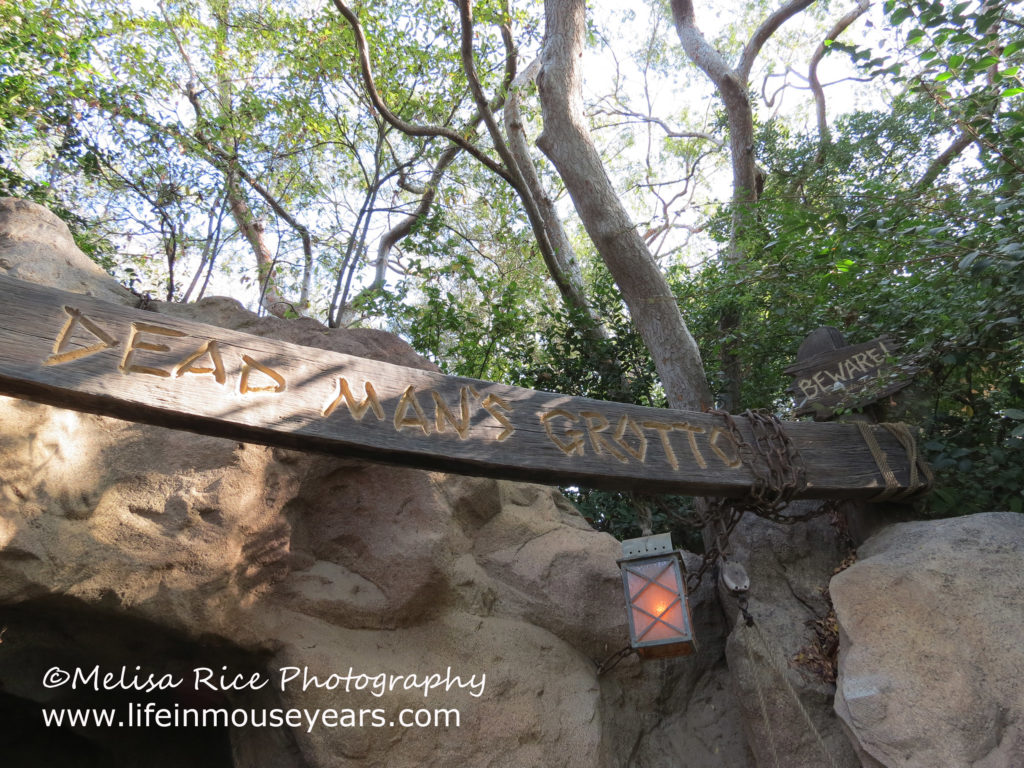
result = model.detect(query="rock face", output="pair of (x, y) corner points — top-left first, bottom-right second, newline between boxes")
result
(723, 508), (861, 768)
(0, 197), (136, 307)
(831, 512), (1024, 768)
(0, 198), (749, 767)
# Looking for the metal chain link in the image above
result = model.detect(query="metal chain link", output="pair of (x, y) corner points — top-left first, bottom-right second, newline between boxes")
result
(684, 410), (834, 591)
(685, 501), (744, 591)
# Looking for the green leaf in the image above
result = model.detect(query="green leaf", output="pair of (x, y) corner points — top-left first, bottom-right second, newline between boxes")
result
(1001, 87), (1024, 98)
(890, 7), (913, 25)
(959, 250), (981, 270)
(1004, 409), (1024, 420)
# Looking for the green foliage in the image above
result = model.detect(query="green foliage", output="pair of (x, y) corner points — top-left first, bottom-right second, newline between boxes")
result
(563, 489), (704, 550)
(834, 0), (1024, 185)
(507, 263), (662, 406)
(673, 98), (1024, 517)
(360, 203), (553, 382)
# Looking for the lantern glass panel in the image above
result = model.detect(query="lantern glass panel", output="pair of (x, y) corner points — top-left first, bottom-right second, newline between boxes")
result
(623, 557), (691, 644)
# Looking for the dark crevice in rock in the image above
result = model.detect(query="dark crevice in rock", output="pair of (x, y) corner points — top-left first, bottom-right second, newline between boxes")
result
(0, 597), (307, 768)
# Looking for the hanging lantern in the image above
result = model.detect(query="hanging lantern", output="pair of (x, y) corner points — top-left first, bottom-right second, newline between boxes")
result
(618, 533), (696, 659)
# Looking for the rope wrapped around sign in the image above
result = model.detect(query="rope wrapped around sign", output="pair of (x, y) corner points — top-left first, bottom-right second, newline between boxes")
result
(683, 413), (933, 590)
(856, 422), (934, 501)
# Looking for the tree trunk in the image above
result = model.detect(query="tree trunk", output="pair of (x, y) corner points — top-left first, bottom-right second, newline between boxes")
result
(210, 0), (289, 317)
(537, 0), (712, 412)
(670, 0), (813, 410)
(223, 168), (289, 316)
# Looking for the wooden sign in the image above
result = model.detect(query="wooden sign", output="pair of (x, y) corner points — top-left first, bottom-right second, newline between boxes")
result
(785, 329), (913, 418)
(0, 275), (922, 500)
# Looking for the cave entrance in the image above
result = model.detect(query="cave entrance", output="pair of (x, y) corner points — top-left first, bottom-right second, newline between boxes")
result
(0, 597), (304, 768)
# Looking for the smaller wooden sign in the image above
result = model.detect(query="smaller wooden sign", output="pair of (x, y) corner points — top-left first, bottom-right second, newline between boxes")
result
(785, 329), (912, 418)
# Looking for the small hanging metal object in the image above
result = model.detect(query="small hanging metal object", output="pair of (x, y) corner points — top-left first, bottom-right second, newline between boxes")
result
(720, 561), (750, 595)
(720, 560), (755, 627)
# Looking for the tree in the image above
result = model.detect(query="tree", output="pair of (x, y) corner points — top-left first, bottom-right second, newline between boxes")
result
(4, 0), (1021, 520)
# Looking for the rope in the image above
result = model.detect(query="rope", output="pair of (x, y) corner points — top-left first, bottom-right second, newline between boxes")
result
(857, 422), (933, 502)
(744, 631), (783, 768)
(741, 614), (841, 768)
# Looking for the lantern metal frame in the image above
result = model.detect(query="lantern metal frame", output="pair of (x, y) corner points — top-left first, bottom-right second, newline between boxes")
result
(618, 533), (697, 659)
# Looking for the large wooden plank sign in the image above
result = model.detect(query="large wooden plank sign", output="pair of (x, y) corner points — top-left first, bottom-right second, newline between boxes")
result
(0, 275), (922, 500)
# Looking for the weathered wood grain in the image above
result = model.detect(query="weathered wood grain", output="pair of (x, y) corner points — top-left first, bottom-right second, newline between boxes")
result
(0, 274), (923, 500)
(785, 334), (913, 417)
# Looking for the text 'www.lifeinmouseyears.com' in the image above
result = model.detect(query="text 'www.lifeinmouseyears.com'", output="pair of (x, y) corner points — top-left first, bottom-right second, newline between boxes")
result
(39, 665), (486, 732)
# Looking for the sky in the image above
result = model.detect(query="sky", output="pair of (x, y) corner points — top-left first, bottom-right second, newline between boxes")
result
(63, 0), (902, 313)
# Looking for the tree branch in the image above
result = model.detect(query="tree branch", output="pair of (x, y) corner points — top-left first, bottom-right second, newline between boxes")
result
(915, 129), (974, 190)
(229, 162), (313, 307)
(810, 0), (870, 164)
(368, 144), (462, 293)
(590, 106), (726, 148)
(504, 58), (608, 337)
(738, 0), (816, 82)
(330, 0), (513, 184)
(670, 0), (739, 99)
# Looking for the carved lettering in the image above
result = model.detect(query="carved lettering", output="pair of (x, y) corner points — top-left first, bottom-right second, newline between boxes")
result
(542, 409), (585, 456)
(172, 340), (226, 385)
(642, 421), (678, 470)
(481, 393), (515, 442)
(790, 339), (897, 410)
(432, 387), (471, 439)
(45, 306), (120, 366)
(709, 427), (742, 468)
(581, 411), (629, 463)
(321, 378), (384, 420)
(672, 422), (708, 470)
(798, 378), (818, 399)
(120, 322), (187, 378)
(238, 354), (286, 394)
(613, 415), (648, 463)
(394, 386), (431, 435)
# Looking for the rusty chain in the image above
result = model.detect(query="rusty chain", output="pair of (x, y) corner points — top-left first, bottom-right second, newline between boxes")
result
(684, 409), (834, 591)
(685, 501), (745, 591)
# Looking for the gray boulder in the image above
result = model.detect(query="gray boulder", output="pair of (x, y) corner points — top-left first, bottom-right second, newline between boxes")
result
(832, 512), (1024, 768)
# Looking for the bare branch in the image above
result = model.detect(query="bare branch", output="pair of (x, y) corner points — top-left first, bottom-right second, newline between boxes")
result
(330, 0), (513, 184)
(738, 0), (816, 82)
(369, 144), (462, 293)
(455, 0), (520, 181)
(810, 0), (870, 163)
(503, 58), (607, 337)
(590, 106), (726, 148)
(916, 130), (974, 190)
